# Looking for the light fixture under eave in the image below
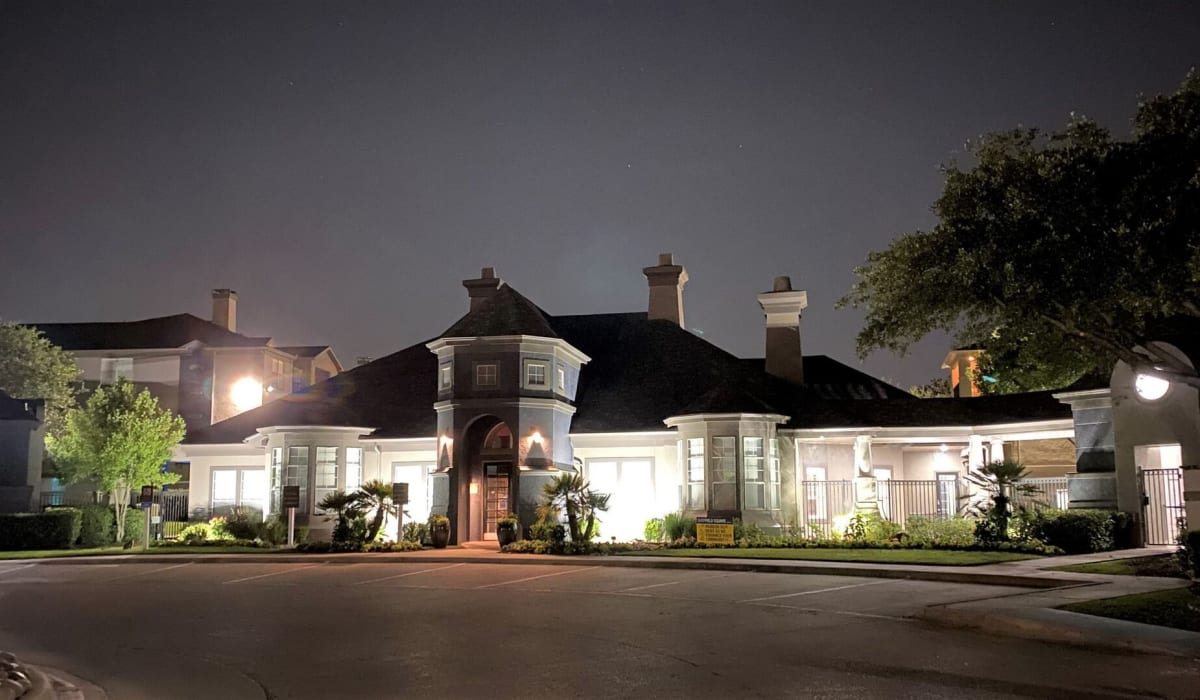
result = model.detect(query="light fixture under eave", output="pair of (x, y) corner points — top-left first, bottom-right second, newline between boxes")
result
(520, 432), (551, 470)
(230, 377), (263, 412)
(434, 439), (453, 473)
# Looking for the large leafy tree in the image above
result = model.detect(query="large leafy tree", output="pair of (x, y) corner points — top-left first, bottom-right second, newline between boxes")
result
(840, 72), (1200, 392)
(0, 322), (80, 434)
(47, 380), (185, 541)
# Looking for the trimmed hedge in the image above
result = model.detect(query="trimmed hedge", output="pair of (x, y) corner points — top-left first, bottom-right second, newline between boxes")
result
(122, 508), (147, 547)
(1021, 509), (1120, 554)
(46, 507), (84, 545)
(79, 504), (115, 548)
(0, 510), (82, 550)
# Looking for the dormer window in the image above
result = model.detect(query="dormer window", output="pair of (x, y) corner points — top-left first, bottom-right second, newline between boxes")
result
(524, 361), (548, 388)
(440, 364), (453, 390)
(475, 363), (498, 388)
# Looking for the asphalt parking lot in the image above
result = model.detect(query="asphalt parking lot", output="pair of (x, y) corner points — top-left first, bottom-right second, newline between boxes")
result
(1, 560), (1197, 699)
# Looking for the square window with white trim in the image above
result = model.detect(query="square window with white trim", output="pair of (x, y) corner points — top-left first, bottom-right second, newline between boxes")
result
(525, 361), (547, 388)
(475, 363), (498, 387)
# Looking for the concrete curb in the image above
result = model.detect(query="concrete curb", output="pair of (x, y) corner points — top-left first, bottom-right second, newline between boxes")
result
(919, 603), (1200, 659)
(22, 552), (1081, 588)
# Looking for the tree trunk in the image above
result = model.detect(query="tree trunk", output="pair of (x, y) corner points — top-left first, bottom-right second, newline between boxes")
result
(369, 508), (385, 542)
(112, 484), (131, 543)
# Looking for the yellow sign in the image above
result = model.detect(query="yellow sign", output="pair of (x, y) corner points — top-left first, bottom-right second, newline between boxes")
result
(696, 517), (735, 545)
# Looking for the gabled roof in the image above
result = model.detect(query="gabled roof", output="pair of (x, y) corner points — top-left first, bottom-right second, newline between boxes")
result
(739, 357), (910, 400)
(796, 391), (1072, 430)
(441, 284), (559, 339)
(32, 314), (271, 351)
(278, 345), (334, 358)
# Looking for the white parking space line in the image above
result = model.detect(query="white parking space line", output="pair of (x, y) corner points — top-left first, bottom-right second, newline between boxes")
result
(0, 565), (35, 577)
(475, 567), (593, 589)
(223, 564), (323, 584)
(102, 562), (192, 582)
(737, 579), (893, 603)
(353, 563), (466, 585)
(619, 579), (684, 592)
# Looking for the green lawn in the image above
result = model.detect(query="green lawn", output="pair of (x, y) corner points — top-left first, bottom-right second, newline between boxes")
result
(1052, 555), (1185, 578)
(0, 545), (278, 560)
(1062, 587), (1200, 633)
(625, 548), (1039, 566)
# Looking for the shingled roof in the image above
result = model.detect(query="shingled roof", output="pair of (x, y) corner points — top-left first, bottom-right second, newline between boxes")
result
(185, 282), (1070, 444)
(32, 314), (271, 351)
(441, 284), (559, 339)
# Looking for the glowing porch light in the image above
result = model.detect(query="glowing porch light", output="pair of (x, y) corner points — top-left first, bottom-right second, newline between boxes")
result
(230, 377), (263, 411)
(1135, 373), (1169, 401)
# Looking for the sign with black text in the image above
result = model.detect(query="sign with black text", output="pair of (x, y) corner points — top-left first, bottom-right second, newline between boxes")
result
(282, 485), (301, 510)
(695, 516), (735, 546)
(139, 485), (155, 506)
(392, 482), (409, 504)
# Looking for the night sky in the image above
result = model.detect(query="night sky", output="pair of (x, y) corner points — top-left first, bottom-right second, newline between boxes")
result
(3, 1), (1197, 389)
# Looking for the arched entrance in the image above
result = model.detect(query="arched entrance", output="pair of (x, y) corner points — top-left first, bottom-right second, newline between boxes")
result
(452, 416), (517, 543)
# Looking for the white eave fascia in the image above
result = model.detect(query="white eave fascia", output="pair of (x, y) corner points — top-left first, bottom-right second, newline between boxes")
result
(786, 417), (1074, 442)
(254, 425), (377, 438)
(664, 413), (791, 427)
(426, 335), (592, 365)
(433, 397), (577, 415)
(1052, 387), (1112, 408)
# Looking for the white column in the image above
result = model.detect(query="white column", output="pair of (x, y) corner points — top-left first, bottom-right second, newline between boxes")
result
(968, 435), (985, 472)
(853, 435), (878, 513)
(989, 438), (1005, 464)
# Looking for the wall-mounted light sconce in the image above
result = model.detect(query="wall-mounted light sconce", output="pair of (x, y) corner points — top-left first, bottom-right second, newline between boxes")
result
(519, 429), (552, 471)
(434, 435), (454, 473)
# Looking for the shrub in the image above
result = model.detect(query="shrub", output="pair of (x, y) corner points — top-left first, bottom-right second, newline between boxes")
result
(843, 513), (902, 544)
(529, 521), (566, 544)
(46, 507), (83, 545)
(1178, 529), (1200, 580)
(223, 511), (261, 540)
(78, 504), (115, 547)
(1023, 509), (1116, 554)
(905, 516), (976, 548)
(0, 511), (81, 550)
(402, 521), (428, 544)
(644, 517), (665, 542)
(258, 515), (288, 545)
(177, 522), (212, 545)
(662, 512), (696, 540)
(208, 516), (232, 540)
(363, 540), (423, 552)
(155, 537), (264, 548)
(122, 508), (147, 548)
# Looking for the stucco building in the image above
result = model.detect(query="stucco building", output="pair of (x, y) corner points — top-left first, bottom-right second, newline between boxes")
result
(181, 257), (1078, 542)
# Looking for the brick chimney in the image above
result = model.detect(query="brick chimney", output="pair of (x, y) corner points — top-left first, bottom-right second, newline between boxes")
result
(642, 253), (688, 327)
(212, 289), (238, 332)
(463, 267), (502, 311)
(756, 276), (808, 385)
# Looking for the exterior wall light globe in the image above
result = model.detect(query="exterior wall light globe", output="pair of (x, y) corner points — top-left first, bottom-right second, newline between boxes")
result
(231, 377), (263, 411)
(1135, 373), (1169, 401)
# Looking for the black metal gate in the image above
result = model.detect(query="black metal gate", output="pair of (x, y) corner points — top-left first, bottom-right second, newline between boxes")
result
(1140, 468), (1185, 545)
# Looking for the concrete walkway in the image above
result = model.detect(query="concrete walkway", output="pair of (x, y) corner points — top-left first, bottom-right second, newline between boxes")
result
(13, 545), (1199, 658)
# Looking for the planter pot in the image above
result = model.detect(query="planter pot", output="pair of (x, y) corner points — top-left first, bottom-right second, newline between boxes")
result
(431, 524), (450, 549)
(497, 523), (518, 548)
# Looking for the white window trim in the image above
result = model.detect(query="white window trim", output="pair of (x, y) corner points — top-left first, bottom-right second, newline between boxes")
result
(523, 359), (549, 389)
(345, 447), (364, 492)
(440, 363), (453, 390)
(313, 446), (339, 512)
(685, 438), (705, 511)
(210, 466), (268, 516)
(742, 436), (768, 511)
(474, 362), (498, 388)
(710, 436), (737, 511)
(556, 365), (566, 393)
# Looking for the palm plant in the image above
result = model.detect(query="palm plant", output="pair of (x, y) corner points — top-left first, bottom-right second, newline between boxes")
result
(355, 480), (397, 542)
(961, 459), (1038, 538)
(318, 490), (367, 548)
(537, 472), (610, 542)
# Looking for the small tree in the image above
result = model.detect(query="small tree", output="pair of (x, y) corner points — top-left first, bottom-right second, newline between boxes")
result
(536, 473), (610, 542)
(0, 322), (80, 436)
(908, 377), (952, 398)
(355, 480), (397, 542)
(47, 380), (184, 542)
(961, 459), (1037, 540)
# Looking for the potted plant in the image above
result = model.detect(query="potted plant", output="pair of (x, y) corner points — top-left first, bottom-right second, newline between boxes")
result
(429, 514), (450, 549)
(496, 513), (520, 548)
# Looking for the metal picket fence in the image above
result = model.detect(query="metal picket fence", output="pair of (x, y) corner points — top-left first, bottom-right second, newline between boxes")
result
(798, 475), (1068, 537)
